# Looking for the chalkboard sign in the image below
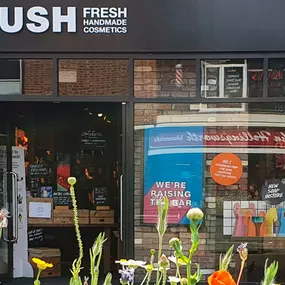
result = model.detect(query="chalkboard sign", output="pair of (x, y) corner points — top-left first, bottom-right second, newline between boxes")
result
(80, 130), (107, 150)
(28, 228), (44, 243)
(53, 191), (72, 206)
(224, 67), (243, 98)
(29, 164), (49, 177)
(261, 179), (285, 205)
(93, 187), (109, 206)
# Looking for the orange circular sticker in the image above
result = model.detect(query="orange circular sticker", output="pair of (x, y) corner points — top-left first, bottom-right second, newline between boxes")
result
(210, 153), (243, 186)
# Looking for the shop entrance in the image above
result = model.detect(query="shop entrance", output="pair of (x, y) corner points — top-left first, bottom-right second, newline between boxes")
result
(0, 102), (126, 282)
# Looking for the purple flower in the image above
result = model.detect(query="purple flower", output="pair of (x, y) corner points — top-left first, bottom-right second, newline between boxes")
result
(119, 268), (134, 284)
(237, 243), (248, 261)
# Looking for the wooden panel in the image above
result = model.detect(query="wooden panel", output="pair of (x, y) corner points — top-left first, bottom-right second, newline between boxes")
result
(90, 210), (114, 218)
(53, 217), (89, 225)
(28, 256), (61, 278)
(90, 217), (114, 225)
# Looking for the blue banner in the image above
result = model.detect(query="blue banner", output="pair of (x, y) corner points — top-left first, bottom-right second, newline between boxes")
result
(143, 126), (204, 224)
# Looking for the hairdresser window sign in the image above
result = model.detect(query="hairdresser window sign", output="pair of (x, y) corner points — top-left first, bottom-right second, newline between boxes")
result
(0, 6), (128, 34)
(143, 127), (204, 224)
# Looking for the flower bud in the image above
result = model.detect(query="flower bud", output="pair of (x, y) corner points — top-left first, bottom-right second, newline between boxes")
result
(181, 278), (188, 285)
(186, 208), (204, 222)
(68, 177), (77, 186)
(159, 254), (170, 268)
(169, 238), (180, 247)
(237, 243), (248, 261)
(150, 249), (156, 255)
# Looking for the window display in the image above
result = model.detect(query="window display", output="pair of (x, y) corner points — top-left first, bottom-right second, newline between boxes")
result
(134, 102), (285, 283)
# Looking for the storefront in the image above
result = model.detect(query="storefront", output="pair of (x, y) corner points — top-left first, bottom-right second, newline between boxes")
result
(1, 0), (285, 284)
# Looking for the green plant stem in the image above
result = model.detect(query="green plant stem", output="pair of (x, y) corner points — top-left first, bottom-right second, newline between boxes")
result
(93, 249), (103, 285)
(187, 251), (194, 285)
(237, 260), (245, 285)
(146, 272), (152, 285)
(155, 235), (163, 285)
(140, 273), (148, 285)
(162, 269), (167, 285)
(70, 185), (83, 269)
(36, 269), (42, 282)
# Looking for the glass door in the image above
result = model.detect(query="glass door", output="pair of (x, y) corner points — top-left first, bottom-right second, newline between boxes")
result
(0, 111), (15, 282)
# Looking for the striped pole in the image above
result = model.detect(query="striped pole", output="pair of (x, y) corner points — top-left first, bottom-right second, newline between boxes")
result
(175, 63), (183, 87)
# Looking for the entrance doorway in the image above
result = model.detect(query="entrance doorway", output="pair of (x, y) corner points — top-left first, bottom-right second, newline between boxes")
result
(0, 102), (126, 282)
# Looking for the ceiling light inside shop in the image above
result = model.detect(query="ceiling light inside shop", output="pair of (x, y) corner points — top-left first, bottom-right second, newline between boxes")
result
(98, 113), (103, 117)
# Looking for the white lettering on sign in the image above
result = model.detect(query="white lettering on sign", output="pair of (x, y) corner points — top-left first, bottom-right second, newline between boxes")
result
(0, 6), (76, 33)
(82, 7), (128, 34)
(0, 6), (128, 34)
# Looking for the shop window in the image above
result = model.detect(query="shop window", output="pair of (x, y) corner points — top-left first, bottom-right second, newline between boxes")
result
(0, 59), (21, 95)
(0, 59), (53, 96)
(201, 59), (264, 100)
(134, 60), (196, 98)
(268, 59), (285, 97)
(134, 103), (285, 284)
(58, 59), (129, 96)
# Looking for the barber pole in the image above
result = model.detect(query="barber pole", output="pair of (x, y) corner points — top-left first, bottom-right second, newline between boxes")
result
(175, 64), (183, 87)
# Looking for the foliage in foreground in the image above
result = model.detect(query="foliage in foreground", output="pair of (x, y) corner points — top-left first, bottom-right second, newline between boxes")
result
(116, 197), (279, 285)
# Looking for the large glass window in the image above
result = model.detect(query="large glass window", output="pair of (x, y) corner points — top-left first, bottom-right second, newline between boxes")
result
(268, 59), (285, 97)
(201, 59), (264, 98)
(0, 59), (53, 95)
(58, 60), (129, 96)
(134, 60), (196, 98)
(134, 103), (285, 283)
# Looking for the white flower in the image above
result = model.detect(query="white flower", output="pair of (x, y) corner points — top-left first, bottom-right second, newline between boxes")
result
(168, 255), (186, 266)
(186, 208), (204, 221)
(115, 259), (146, 268)
(168, 276), (180, 284)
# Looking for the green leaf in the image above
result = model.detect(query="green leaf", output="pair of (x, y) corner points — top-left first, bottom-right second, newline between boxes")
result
(103, 273), (112, 285)
(262, 259), (278, 285)
(220, 245), (234, 271)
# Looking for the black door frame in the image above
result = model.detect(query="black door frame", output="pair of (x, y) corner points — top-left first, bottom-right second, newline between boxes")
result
(0, 108), (16, 282)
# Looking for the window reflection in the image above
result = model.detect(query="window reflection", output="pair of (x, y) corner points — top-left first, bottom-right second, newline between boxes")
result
(134, 103), (285, 284)
(201, 59), (263, 98)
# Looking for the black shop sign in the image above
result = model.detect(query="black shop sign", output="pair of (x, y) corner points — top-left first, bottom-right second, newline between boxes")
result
(3, 0), (285, 52)
(261, 179), (285, 205)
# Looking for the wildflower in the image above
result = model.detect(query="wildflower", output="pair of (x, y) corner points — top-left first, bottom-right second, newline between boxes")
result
(32, 258), (53, 270)
(186, 208), (204, 222)
(119, 268), (135, 284)
(236, 243), (248, 285)
(158, 254), (170, 269)
(168, 276), (180, 284)
(168, 255), (186, 266)
(116, 259), (146, 269)
(140, 264), (154, 272)
(237, 243), (248, 261)
(208, 270), (236, 285)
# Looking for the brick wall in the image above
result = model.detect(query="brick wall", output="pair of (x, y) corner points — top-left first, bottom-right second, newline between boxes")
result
(59, 60), (128, 96)
(23, 60), (53, 95)
(22, 59), (129, 96)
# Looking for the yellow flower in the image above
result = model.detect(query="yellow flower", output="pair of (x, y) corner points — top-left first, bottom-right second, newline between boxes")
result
(32, 258), (53, 270)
